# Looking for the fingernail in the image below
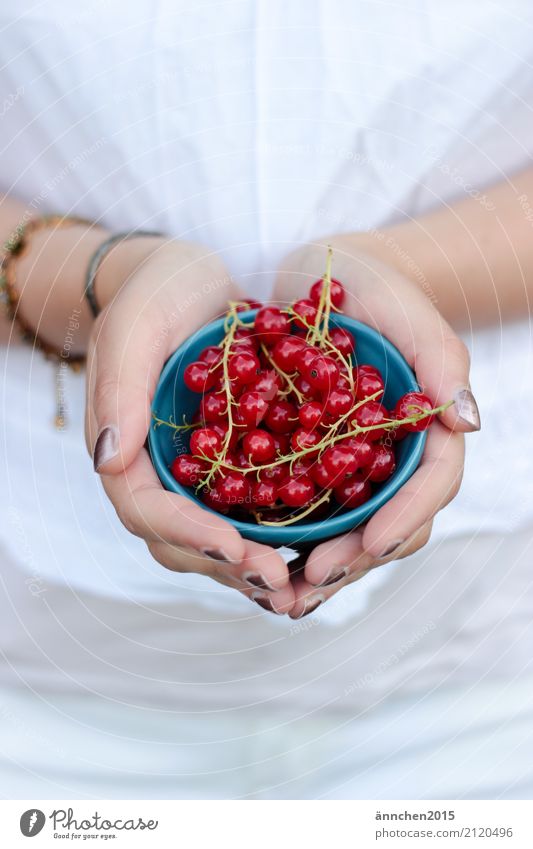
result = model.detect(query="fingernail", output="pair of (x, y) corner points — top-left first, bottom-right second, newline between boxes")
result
(454, 388), (481, 431)
(202, 547), (235, 563)
(242, 571), (279, 591)
(313, 566), (348, 587)
(376, 539), (404, 560)
(251, 593), (283, 615)
(290, 594), (325, 619)
(93, 425), (119, 471)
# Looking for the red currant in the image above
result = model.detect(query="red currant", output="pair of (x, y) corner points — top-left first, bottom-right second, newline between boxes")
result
(290, 427), (322, 452)
(199, 391), (227, 422)
(233, 327), (258, 349)
(238, 391), (269, 427)
(271, 335), (307, 371)
(336, 374), (351, 390)
(271, 432), (290, 456)
(298, 401), (325, 430)
(310, 459), (335, 489)
(353, 364), (385, 401)
(309, 277), (345, 308)
(292, 298), (318, 330)
(254, 306), (291, 346)
(329, 327), (355, 357)
(249, 369), (283, 399)
(259, 462), (287, 483)
(202, 486), (230, 513)
(278, 474), (315, 507)
(183, 360), (217, 393)
(367, 444), (396, 482)
(297, 344), (318, 370)
(303, 354), (340, 393)
(264, 400), (298, 433)
(352, 401), (389, 440)
(334, 474), (372, 509)
(236, 299), (263, 312)
(210, 421), (239, 450)
(190, 428), (222, 460)
(251, 479), (277, 507)
(214, 472), (251, 507)
(291, 457), (314, 477)
(242, 429), (276, 463)
(343, 435), (375, 468)
(324, 388), (354, 421)
(394, 391), (435, 432)
(322, 444), (359, 484)
(227, 349), (260, 385)
(170, 454), (208, 486)
(293, 374), (322, 401)
(198, 346), (222, 367)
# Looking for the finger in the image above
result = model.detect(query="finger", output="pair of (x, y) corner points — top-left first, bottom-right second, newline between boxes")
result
(287, 569), (328, 620)
(273, 242), (480, 432)
(101, 446), (246, 564)
(239, 540), (295, 614)
(361, 420), (464, 558)
(90, 249), (243, 474)
(147, 538), (295, 614)
(238, 539), (292, 594)
(90, 299), (163, 474)
(304, 519), (434, 589)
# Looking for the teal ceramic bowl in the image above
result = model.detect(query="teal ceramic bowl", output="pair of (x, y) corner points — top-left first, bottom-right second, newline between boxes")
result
(148, 311), (426, 546)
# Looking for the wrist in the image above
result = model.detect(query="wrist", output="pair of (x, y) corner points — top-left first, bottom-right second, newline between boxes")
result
(15, 223), (108, 354)
(95, 234), (169, 310)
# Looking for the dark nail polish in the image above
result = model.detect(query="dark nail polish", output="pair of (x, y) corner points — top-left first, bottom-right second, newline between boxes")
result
(202, 547), (233, 563)
(291, 595), (325, 619)
(252, 595), (282, 614)
(242, 572), (278, 591)
(93, 425), (119, 471)
(315, 566), (348, 587)
(377, 539), (404, 559)
(454, 388), (481, 431)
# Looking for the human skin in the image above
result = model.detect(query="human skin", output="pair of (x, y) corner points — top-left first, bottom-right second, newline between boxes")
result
(2, 168), (532, 616)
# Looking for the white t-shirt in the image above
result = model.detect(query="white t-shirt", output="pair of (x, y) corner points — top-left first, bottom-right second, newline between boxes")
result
(1, 0), (533, 621)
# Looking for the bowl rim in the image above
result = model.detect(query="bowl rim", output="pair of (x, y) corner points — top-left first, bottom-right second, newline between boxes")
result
(148, 311), (426, 544)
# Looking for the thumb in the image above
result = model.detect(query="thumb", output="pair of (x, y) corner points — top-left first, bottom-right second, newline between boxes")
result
(412, 315), (481, 433)
(89, 302), (162, 474)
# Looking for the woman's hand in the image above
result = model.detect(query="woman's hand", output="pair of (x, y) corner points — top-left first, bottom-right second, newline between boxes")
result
(272, 235), (479, 619)
(85, 239), (294, 614)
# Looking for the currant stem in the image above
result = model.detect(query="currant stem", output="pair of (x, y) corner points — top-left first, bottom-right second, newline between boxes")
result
(260, 343), (304, 403)
(152, 413), (197, 431)
(256, 488), (333, 526)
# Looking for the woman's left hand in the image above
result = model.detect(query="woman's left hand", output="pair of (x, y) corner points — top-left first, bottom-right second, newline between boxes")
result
(272, 235), (478, 619)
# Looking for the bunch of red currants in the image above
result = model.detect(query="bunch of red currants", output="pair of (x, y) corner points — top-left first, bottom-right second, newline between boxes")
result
(158, 261), (443, 527)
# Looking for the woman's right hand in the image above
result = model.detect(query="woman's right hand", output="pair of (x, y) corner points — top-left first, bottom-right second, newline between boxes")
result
(84, 238), (294, 614)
